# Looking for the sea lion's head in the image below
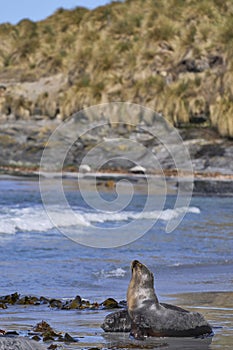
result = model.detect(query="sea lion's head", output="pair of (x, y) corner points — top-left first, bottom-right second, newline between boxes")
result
(127, 260), (158, 312)
(130, 260), (154, 288)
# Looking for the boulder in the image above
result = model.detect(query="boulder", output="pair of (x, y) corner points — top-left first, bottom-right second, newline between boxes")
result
(0, 337), (45, 349)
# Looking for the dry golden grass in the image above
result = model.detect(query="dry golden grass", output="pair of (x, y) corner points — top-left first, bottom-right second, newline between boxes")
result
(0, 0), (233, 137)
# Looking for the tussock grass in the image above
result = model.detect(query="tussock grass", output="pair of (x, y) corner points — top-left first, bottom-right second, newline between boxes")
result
(0, 0), (233, 137)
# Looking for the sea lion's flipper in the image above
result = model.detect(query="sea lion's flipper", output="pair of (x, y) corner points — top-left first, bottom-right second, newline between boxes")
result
(160, 302), (189, 313)
(130, 313), (151, 340)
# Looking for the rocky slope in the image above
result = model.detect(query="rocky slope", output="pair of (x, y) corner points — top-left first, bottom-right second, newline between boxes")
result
(0, 0), (233, 187)
(0, 0), (233, 135)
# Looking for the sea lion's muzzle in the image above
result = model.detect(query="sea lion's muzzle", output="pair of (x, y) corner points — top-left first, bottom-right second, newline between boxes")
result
(131, 260), (141, 270)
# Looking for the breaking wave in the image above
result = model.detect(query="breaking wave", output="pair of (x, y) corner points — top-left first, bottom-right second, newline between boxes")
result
(0, 205), (200, 235)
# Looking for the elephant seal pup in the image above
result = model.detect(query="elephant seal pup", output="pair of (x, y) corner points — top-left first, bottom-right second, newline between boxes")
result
(102, 309), (131, 332)
(127, 260), (213, 339)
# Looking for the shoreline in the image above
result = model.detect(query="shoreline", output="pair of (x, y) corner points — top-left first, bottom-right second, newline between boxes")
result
(1, 165), (233, 195)
(2, 163), (233, 179)
(0, 290), (232, 350)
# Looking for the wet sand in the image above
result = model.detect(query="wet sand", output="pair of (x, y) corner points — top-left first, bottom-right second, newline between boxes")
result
(171, 291), (233, 350)
(0, 291), (232, 349)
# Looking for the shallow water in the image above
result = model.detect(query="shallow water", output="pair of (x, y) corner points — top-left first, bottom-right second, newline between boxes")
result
(0, 176), (232, 349)
(1, 291), (232, 349)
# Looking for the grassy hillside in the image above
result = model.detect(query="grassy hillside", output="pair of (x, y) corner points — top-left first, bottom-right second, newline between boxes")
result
(0, 0), (233, 137)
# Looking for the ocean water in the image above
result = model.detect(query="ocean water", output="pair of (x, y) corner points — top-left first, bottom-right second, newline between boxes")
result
(0, 175), (232, 349)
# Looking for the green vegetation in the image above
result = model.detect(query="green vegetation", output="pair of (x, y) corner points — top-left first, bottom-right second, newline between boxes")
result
(0, 0), (233, 137)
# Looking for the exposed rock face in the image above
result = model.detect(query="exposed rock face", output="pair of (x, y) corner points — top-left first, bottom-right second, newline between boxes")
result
(0, 119), (56, 167)
(1, 115), (232, 178)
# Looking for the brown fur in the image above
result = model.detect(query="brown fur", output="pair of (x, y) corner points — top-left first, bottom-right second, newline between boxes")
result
(127, 260), (213, 339)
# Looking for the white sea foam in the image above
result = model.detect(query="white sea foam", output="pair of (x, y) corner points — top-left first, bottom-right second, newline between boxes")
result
(0, 205), (200, 235)
(0, 206), (89, 235)
(0, 207), (51, 235)
(84, 206), (200, 223)
(94, 267), (127, 278)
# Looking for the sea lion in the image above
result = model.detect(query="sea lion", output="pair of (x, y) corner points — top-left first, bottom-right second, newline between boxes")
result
(102, 260), (213, 339)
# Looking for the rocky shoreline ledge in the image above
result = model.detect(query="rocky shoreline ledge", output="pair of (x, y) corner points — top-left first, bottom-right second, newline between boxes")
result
(0, 116), (233, 195)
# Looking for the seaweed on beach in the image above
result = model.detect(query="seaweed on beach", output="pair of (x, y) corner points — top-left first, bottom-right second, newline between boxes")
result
(0, 292), (124, 310)
(0, 292), (125, 347)
(0, 320), (78, 346)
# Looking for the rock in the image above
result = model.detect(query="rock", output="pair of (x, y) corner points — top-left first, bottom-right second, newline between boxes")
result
(17, 295), (40, 305)
(31, 335), (41, 341)
(63, 332), (78, 342)
(79, 164), (91, 173)
(0, 337), (45, 349)
(62, 295), (82, 310)
(49, 299), (63, 308)
(194, 144), (225, 158)
(177, 58), (210, 73)
(0, 110), (233, 195)
(208, 55), (223, 68)
(189, 114), (208, 124)
(33, 321), (56, 335)
(129, 165), (146, 174)
(31, 320), (79, 344)
(119, 300), (127, 308)
(39, 296), (50, 305)
(102, 298), (119, 309)
(5, 331), (19, 336)
(194, 179), (233, 195)
(42, 334), (55, 342)
(0, 302), (7, 309)
(0, 292), (20, 305)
